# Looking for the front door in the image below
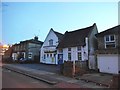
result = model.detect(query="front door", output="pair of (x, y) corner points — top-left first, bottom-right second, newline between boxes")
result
(58, 54), (63, 64)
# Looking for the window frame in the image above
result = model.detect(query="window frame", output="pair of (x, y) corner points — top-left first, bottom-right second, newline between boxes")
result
(77, 46), (81, 51)
(50, 53), (52, 57)
(68, 48), (71, 51)
(47, 54), (49, 57)
(104, 35), (116, 49)
(49, 39), (53, 46)
(44, 54), (46, 59)
(68, 53), (71, 61)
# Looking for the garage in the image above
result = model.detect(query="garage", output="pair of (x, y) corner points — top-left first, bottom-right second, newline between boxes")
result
(97, 54), (119, 74)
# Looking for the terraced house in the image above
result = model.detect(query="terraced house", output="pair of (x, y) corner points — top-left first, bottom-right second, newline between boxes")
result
(96, 25), (120, 74)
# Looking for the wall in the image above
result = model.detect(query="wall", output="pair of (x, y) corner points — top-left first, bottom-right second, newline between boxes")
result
(88, 26), (98, 54)
(62, 45), (88, 62)
(88, 25), (98, 69)
(41, 30), (58, 47)
(40, 30), (58, 64)
(118, 55), (120, 73)
(28, 43), (41, 60)
(97, 37), (105, 50)
(98, 34), (119, 51)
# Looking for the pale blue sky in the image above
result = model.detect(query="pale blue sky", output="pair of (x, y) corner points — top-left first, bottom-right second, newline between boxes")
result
(2, 2), (118, 44)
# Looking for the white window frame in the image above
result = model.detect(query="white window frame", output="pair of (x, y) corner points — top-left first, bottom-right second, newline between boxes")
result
(68, 48), (71, 51)
(44, 54), (46, 59)
(68, 48), (71, 61)
(104, 35), (116, 49)
(68, 52), (71, 61)
(28, 52), (32, 59)
(49, 39), (53, 46)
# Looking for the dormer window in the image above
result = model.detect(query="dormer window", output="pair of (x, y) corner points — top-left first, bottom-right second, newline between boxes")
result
(104, 35), (116, 48)
(49, 39), (53, 46)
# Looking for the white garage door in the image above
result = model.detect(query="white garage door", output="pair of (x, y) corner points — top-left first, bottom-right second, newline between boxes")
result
(97, 55), (119, 74)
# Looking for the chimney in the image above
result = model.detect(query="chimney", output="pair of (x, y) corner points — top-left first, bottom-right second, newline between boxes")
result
(34, 36), (38, 41)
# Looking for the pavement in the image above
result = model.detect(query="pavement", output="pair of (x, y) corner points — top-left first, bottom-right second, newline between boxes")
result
(1, 63), (112, 89)
(76, 73), (113, 87)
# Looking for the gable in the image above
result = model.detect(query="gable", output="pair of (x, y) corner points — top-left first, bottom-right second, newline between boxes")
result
(42, 29), (59, 47)
(96, 25), (120, 37)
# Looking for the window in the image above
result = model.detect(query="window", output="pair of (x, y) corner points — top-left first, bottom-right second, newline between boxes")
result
(49, 39), (53, 46)
(44, 54), (46, 59)
(28, 52), (32, 59)
(47, 54), (49, 57)
(77, 46), (81, 51)
(68, 53), (71, 60)
(105, 35), (116, 48)
(50, 54), (52, 57)
(68, 48), (71, 51)
(54, 54), (56, 57)
(59, 49), (63, 53)
(105, 35), (109, 41)
(78, 52), (82, 60)
(110, 35), (115, 41)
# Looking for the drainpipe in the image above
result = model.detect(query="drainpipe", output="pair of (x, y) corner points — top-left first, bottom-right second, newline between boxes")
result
(85, 37), (89, 69)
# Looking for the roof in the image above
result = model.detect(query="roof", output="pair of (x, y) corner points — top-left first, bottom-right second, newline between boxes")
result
(51, 28), (64, 41)
(53, 31), (64, 41)
(57, 23), (96, 48)
(96, 25), (120, 37)
(13, 37), (43, 46)
(20, 39), (43, 45)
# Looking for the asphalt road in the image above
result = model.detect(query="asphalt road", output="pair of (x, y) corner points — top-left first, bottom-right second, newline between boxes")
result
(9, 64), (59, 73)
(2, 68), (53, 88)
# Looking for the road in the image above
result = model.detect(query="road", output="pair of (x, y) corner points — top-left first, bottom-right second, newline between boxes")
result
(2, 68), (53, 88)
(8, 63), (59, 73)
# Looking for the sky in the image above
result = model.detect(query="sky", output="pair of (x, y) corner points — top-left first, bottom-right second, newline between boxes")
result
(1, 1), (118, 45)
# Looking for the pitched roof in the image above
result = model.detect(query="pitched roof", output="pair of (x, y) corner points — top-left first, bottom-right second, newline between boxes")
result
(20, 39), (43, 45)
(57, 23), (96, 48)
(50, 28), (64, 41)
(13, 37), (43, 46)
(96, 25), (120, 37)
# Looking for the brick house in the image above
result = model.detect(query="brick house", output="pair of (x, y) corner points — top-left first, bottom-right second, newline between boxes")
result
(96, 25), (120, 74)
(12, 36), (43, 62)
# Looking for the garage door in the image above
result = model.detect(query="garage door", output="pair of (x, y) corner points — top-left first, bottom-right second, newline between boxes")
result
(97, 55), (119, 74)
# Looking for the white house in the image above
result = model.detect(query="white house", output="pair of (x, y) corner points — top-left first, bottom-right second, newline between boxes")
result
(96, 25), (120, 74)
(57, 23), (98, 69)
(40, 28), (63, 64)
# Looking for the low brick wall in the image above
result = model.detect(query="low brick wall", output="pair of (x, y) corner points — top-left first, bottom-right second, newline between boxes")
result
(75, 61), (88, 76)
(63, 61), (88, 77)
(110, 74), (120, 89)
(63, 61), (73, 77)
